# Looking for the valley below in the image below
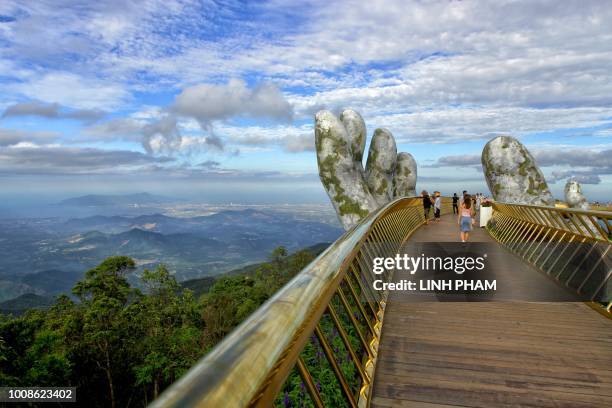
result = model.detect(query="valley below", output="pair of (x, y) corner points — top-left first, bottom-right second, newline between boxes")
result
(0, 194), (342, 305)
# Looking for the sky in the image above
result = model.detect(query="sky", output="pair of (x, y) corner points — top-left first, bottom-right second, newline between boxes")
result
(0, 0), (611, 204)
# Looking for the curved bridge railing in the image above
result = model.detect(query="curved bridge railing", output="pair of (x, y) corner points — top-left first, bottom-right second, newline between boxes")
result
(487, 202), (611, 312)
(151, 197), (436, 408)
(152, 198), (610, 407)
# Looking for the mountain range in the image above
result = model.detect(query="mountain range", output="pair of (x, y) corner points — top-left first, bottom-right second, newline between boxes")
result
(0, 207), (342, 303)
(58, 192), (172, 207)
(0, 243), (331, 315)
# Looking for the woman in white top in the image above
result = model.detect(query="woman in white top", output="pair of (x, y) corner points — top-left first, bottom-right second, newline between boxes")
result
(433, 191), (441, 222)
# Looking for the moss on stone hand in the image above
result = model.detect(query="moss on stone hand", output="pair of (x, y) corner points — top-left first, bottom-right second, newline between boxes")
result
(319, 152), (369, 219)
(526, 176), (536, 195)
(493, 183), (502, 196)
(366, 147), (379, 172)
(376, 178), (388, 195)
(518, 158), (530, 177)
(338, 200), (369, 218)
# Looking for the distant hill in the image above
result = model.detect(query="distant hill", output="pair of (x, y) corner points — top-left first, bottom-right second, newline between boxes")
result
(181, 276), (217, 296)
(58, 210), (341, 267)
(0, 293), (54, 315)
(0, 243), (331, 314)
(0, 280), (44, 303)
(62, 213), (191, 234)
(59, 192), (172, 207)
(21, 269), (84, 295)
(181, 242), (330, 296)
(0, 209), (342, 302)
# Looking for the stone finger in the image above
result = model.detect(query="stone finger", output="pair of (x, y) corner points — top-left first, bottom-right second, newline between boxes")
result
(315, 110), (378, 230)
(393, 152), (417, 198)
(365, 128), (397, 207)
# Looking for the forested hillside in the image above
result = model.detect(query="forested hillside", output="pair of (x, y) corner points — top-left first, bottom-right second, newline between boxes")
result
(0, 245), (323, 407)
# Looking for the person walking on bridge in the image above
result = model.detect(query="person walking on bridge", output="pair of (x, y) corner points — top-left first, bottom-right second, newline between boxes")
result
(421, 190), (434, 225)
(433, 191), (441, 222)
(458, 195), (475, 242)
(452, 193), (459, 214)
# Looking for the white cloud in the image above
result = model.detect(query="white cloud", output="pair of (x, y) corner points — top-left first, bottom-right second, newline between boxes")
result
(173, 79), (293, 124)
(428, 146), (612, 185)
(2, 101), (105, 122)
(217, 123), (314, 153)
(364, 107), (612, 144)
(283, 134), (314, 153)
(9, 72), (130, 110)
(0, 128), (58, 146)
(288, 48), (612, 118)
(0, 144), (174, 175)
(82, 80), (295, 154)
(425, 154), (481, 168)
(4, 0), (612, 119)
(594, 128), (612, 138)
(84, 118), (144, 142)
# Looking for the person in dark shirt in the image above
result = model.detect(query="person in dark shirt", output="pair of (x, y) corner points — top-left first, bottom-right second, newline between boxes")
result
(421, 190), (434, 224)
(452, 193), (459, 214)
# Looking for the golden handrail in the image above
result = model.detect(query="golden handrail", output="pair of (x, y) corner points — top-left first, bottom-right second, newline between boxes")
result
(151, 197), (428, 408)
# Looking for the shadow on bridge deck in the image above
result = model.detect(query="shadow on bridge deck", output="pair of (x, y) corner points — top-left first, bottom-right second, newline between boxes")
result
(372, 214), (612, 407)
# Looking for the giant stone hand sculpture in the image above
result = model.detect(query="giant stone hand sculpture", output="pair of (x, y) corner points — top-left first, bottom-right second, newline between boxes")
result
(315, 109), (417, 230)
(482, 136), (554, 206)
(393, 152), (418, 198)
(564, 179), (590, 210)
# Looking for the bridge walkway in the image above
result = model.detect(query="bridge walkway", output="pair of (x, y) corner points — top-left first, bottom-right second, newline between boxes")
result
(371, 214), (612, 408)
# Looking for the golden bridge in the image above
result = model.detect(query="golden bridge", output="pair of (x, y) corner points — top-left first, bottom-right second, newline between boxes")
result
(151, 198), (612, 408)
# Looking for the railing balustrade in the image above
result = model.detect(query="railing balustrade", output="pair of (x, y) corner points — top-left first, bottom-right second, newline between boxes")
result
(487, 202), (611, 312)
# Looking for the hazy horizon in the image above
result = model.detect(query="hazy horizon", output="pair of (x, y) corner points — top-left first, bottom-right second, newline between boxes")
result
(1, 178), (610, 220)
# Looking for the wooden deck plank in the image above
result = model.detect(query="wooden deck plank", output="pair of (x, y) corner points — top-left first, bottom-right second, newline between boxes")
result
(371, 214), (612, 408)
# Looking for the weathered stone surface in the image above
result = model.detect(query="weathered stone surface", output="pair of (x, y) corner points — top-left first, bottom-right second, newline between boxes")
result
(365, 128), (397, 207)
(393, 152), (417, 198)
(482, 136), (554, 206)
(315, 110), (418, 230)
(565, 179), (590, 210)
(340, 109), (366, 164)
(315, 110), (378, 230)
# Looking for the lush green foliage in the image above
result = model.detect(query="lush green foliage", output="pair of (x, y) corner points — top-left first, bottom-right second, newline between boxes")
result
(276, 278), (369, 408)
(0, 246), (319, 407)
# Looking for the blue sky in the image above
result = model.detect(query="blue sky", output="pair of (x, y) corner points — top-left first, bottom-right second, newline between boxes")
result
(0, 0), (611, 204)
